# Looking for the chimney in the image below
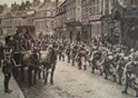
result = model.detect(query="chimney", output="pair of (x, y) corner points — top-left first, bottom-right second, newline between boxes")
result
(26, 1), (31, 9)
(44, 0), (47, 3)
(3, 4), (7, 9)
(56, 0), (58, 9)
(11, 3), (13, 7)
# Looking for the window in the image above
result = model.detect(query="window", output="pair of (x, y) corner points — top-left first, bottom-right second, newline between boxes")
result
(51, 11), (53, 16)
(47, 11), (50, 16)
(51, 21), (54, 27)
(18, 20), (21, 26)
(90, 7), (92, 13)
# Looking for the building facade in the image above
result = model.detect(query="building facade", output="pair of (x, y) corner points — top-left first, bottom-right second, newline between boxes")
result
(35, 0), (57, 37)
(112, 0), (138, 48)
(65, 0), (82, 42)
(102, 0), (118, 44)
(89, 0), (103, 41)
(55, 0), (67, 39)
(0, 2), (35, 46)
(81, 0), (91, 42)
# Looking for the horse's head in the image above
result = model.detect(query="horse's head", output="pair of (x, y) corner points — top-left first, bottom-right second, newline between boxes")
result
(32, 47), (41, 58)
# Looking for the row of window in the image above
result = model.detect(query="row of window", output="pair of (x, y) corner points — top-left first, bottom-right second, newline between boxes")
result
(1, 19), (34, 28)
(90, 23), (101, 38)
(56, 16), (66, 28)
(35, 10), (56, 18)
(35, 20), (55, 29)
(67, 6), (76, 20)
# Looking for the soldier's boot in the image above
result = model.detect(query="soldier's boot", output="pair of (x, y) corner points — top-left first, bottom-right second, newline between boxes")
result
(118, 79), (122, 85)
(122, 90), (128, 94)
(122, 85), (128, 94)
(79, 66), (82, 70)
(72, 61), (74, 66)
(78, 62), (81, 70)
(38, 72), (41, 79)
(92, 66), (95, 73)
(84, 65), (86, 70)
(68, 57), (70, 63)
(5, 89), (12, 93)
(104, 73), (108, 79)
(113, 74), (116, 82)
(105, 76), (108, 79)
(59, 55), (61, 60)
(63, 57), (65, 61)
(100, 70), (103, 76)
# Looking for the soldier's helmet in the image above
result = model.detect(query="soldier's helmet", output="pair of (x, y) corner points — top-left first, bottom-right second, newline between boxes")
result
(48, 44), (53, 49)
(33, 47), (38, 53)
(5, 52), (10, 59)
(130, 48), (134, 53)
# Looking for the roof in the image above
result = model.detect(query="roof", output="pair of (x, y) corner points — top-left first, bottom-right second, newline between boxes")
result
(31, 2), (43, 11)
(58, 0), (66, 7)
(38, 1), (62, 10)
(0, 7), (12, 16)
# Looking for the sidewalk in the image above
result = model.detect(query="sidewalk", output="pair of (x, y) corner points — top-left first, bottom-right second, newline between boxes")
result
(0, 68), (25, 98)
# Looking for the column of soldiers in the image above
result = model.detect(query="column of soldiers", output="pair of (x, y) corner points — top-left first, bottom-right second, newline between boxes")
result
(2, 29), (138, 96)
(55, 37), (138, 97)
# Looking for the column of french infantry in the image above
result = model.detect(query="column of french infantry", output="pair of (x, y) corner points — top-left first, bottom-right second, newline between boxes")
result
(3, 29), (138, 97)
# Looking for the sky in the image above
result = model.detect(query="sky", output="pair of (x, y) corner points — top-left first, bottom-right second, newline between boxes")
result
(0, 0), (62, 7)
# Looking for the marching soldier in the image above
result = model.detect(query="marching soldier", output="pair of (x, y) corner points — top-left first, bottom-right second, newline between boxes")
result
(58, 43), (65, 61)
(2, 53), (13, 93)
(66, 44), (71, 63)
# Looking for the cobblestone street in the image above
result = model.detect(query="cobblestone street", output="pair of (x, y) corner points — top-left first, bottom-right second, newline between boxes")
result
(16, 57), (136, 98)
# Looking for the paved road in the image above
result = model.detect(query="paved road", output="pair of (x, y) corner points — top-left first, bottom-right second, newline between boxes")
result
(16, 57), (136, 98)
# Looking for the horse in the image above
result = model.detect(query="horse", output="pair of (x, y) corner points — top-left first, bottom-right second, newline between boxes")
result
(11, 50), (42, 87)
(38, 45), (58, 85)
(122, 60), (138, 97)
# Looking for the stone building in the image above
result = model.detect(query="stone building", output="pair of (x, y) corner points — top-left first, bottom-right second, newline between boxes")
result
(55, 0), (67, 39)
(112, 0), (138, 48)
(0, 2), (35, 45)
(65, 0), (82, 42)
(102, 0), (117, 44)
(89, 0), (103, 41)
(35, 0), (58, 37)
(81, 0), (91, 43)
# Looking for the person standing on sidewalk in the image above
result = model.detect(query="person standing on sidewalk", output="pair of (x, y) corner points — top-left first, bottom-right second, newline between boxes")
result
(0, 44), (4, 68)
(2, 53), (12, 93)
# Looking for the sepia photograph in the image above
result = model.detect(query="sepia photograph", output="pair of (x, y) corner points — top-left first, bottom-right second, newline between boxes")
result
(0, 0), (138, 98)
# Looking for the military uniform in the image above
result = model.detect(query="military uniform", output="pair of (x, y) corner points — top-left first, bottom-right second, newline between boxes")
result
(59, 44), (65, 61)
(2, 55), (12, 93)
(117, 57), (126, 84)
(66, 45), (71, 63)
(0, 46), (4, 67)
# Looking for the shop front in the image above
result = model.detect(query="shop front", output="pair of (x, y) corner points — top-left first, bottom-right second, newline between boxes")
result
(65, 21), (81, 42)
